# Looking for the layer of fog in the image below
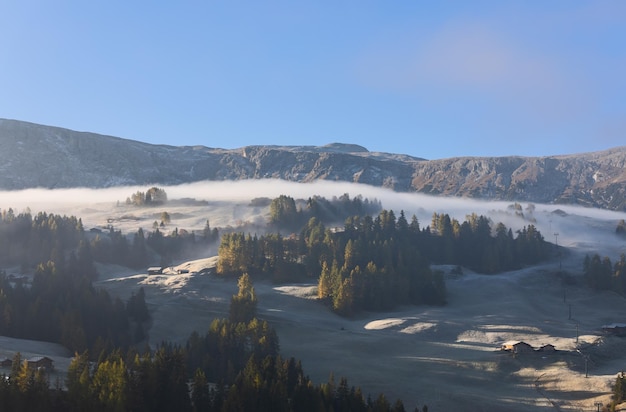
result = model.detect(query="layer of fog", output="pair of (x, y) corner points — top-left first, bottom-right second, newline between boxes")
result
(1, 179), (625, 258)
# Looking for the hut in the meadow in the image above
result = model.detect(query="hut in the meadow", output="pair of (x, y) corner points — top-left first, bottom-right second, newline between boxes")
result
(147, 267), (163, 275)
(537, 344), (556, 353)
(501, 341), (534, 354)
(26, 356), (54, 370)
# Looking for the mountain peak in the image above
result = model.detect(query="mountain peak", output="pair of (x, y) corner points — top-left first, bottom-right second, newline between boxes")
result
(320, 143), (369, 153)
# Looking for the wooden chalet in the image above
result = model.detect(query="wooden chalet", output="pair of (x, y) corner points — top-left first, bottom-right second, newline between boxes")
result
(147, 267), (163, 275)
(0, 357), (12, 368)
(537, 344), (556, 353)
(26, 356), (54, 370)
(501, 341), (534, 354)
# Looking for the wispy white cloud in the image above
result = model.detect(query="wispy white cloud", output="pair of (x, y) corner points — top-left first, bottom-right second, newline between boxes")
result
(1, 179), (625, 262)
(357, 21), (575, 116)
(415, 24), (559, 94)
(354, 1), (626, 151)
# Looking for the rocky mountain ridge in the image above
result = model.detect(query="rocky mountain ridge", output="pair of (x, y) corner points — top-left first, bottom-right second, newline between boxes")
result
(1, 118), (625, 211)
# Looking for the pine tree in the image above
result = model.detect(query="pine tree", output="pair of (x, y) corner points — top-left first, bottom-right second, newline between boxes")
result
(229, 273), (258, 323)
(91, 357), (128, 412)
(333, 277), (353, 316)
(191, 368), (211, 412)
(318, 261), (333, 299)
(16, 359), (32, 393)
(66, 351), (93, 412)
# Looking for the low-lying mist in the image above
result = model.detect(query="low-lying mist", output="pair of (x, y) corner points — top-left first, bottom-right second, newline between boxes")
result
(1, 179), (625, 257)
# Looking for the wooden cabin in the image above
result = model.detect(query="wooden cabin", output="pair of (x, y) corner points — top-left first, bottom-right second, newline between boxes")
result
(0, 357), (12, 368)
(537, 344), (556, 353)
(501, 341), (534, 354)
(26, 356), (54, 370)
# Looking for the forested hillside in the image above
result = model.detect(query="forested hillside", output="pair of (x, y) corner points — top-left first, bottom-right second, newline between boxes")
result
(217, 196), (552, 315)
(0, 200), (427, 410)
(0, 272), (421, 412)
(0, 209), (150, 355)
(0, 191), (559, 412)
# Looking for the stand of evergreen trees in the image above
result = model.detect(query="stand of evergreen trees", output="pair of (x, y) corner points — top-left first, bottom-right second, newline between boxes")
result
(583, 253), (626, 294)
(0, 209), (151, 355)
(269, 194), (382, 232)
(610, 372), (626, 411)
(0, 274), (423, 412)
(0, 199), (552, 410)
(0, 209), (84, 270)
(0, 266), (150, 356)
(91, 221), (219, 270)
(428, 212), (549, 273)
(218, 205), (551, 315)
(0, 207), (220, 357)
(125, 187), (168, 206)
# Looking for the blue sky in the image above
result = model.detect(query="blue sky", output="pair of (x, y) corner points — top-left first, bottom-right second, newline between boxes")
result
(1, 1), (624, 160)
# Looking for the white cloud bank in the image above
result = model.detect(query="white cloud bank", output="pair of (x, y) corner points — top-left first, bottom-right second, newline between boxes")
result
(1, 179), (625, 255)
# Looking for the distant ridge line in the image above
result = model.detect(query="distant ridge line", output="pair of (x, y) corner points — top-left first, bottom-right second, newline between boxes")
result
(1, 119), (625, 211)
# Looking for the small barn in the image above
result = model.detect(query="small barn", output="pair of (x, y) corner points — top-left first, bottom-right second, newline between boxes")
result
(501, 341), (534, 354)
(537, 344), (556, 353)
(0, 357), (12, 368)
(147, 267), (163, 275)
(27, 356), (54, 370)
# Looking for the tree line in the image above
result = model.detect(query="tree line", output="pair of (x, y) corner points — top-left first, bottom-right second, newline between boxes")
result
(91, 220), (219, 270)
(0, 265), (150, 356)
(0, 207), (219, 355)
(124, 187), (168, 207)
(0, 209), (152, 355)
(0, 274), (425, 412)
(0, 209), (84, 271)
(428, 212), (549, 273)
(583, 253), (626, 294)
(217, 198), (552, 315)
(269, 193), (382, 232)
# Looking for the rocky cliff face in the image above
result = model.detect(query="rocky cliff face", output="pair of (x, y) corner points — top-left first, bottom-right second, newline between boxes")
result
(409, 149), (626, 210)
(1, 119), (625, 211)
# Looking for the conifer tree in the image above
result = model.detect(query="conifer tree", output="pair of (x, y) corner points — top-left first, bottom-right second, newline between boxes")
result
(66, 351), (93, 412)
(91, 357), (128, 412)
(191, 368), (210, 412)
(229, 273), (257, 323)
(318, 261), (333, 299)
